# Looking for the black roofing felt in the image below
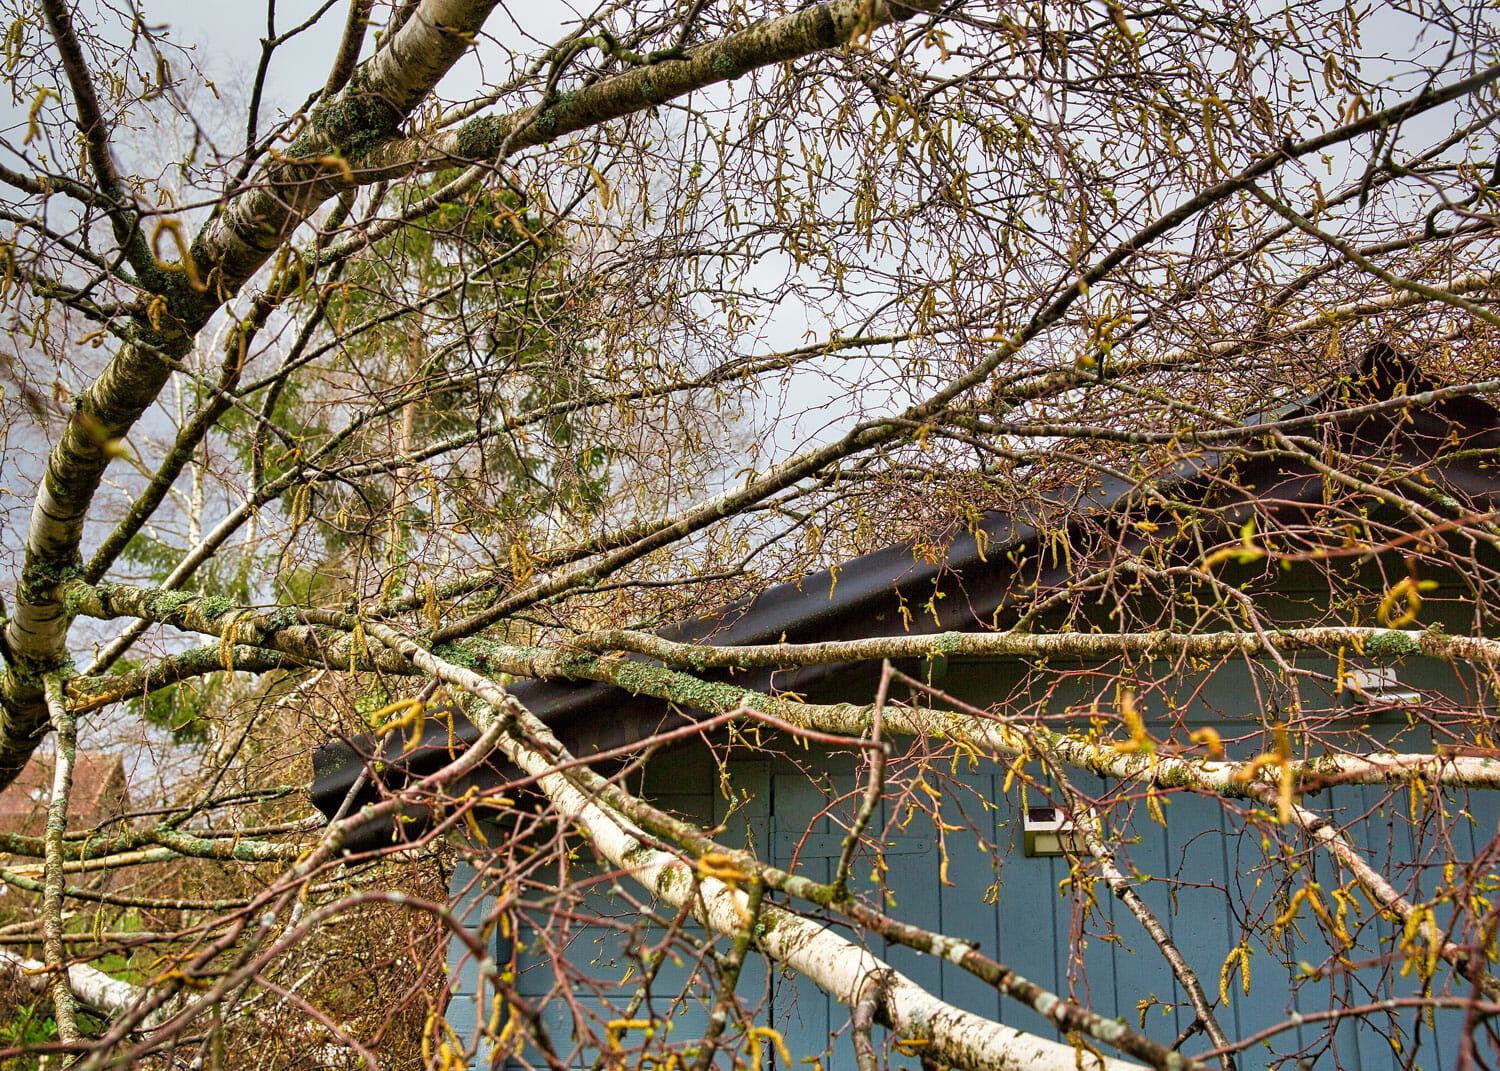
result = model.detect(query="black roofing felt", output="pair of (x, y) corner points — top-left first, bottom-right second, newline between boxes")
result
(310, 346), (1500, 849)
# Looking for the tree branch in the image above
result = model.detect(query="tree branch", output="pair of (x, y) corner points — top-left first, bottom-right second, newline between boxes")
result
(1052, 769), (1234, 1070)
(360, 623), (1149, 1071)
(38, 0), (135, 253)
(40, 676), (80, 1041)
(322, 0), (375, 100)
(0, 947), (149, 1021)
(572, 625), (1500, 671)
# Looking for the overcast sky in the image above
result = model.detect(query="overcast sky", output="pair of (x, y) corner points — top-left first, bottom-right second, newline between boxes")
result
(144, 0), (577, 124)
(1, 1), (1492, 737)
(149, 1), (344, 113)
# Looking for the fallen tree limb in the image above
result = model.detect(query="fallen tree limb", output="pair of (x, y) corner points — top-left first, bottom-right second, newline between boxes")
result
(364, 622), (1153, 1071)
(0, 947), (151, 1021)
(571, 624), (1500, 669)
(63, 580), (1500, 790)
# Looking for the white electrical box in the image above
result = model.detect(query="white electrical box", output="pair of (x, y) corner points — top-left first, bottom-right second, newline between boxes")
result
(1023, 806), (1084, 857)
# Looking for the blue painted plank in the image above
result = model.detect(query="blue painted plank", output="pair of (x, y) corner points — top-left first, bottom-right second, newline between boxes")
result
(876, 826), (942, 998)
(936, 770), (1004, 1021)
(1069, 773), (1121, 1026)
(448, 860), (499, 1063)
(772, 753), (876, 1070)
(769, 757), (837, 1068)
(1287, 785), (1365, 1071)
(1164, 794), (1238, 1057)
(1217, 796), (1300, 1065)
(702, 758), (778, 1069)
(1346, 781), (1409, 1071)
(1107, 793), (1187, 1050)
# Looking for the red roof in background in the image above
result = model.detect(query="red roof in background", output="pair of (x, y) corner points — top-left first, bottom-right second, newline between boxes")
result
(0, 753), (130, 838)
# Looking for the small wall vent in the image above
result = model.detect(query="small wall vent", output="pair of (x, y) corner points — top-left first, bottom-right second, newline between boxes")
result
(1344, 667), (1421, 705)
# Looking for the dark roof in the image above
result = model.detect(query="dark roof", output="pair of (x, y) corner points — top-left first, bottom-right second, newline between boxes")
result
(311, 345), (1500, 850)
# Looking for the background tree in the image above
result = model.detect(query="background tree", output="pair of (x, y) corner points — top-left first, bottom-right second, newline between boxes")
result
(0, 0), (1498, 1068)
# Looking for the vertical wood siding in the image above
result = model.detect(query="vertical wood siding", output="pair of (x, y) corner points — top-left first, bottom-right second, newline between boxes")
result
(449, 647), (1497, 1069)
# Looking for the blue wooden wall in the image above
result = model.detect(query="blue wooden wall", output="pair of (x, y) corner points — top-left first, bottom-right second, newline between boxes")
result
(447, 858), (502, 1066)
(445, 649), (1500, 1069)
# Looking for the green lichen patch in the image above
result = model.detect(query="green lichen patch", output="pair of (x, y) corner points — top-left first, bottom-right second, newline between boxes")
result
(455, 115), (505, 160)
(23, 555), (84, 587)
(654, 865), (687, 899)
(262, 607), (304, 633)
(310, 70), (400, 155)
(432, 641), (483, 670)
(1365, 630), (1419, 659)
(140, 589), (198, 620)
(931, 631), (964, 654)
(194, 595), (239, 622)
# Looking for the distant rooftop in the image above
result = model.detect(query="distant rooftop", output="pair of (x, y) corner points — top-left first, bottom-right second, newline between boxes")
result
(0, 752), (130, 838)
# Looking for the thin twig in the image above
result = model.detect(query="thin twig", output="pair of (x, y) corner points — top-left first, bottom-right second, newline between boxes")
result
(1050, 767), (1236, 1070)
(851, 971), (885, 1071)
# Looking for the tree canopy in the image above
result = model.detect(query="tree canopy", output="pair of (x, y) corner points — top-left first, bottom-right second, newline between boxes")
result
(1, 0), (1500, 1068)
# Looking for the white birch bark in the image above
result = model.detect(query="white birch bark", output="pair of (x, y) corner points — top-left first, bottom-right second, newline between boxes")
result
(0, 948), (151, 1021)
(0, 0), (506, 788)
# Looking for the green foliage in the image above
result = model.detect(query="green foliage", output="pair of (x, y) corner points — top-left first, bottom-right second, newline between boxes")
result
(265, 169), (609, 584)
(0, 999), (106, 1067)
(112, 654), (212, 744)
(218, 373), (313, 487)
(119, 533), (253, 608)
(274, 562), (365, 611)
(0, 1003), (57, 1069)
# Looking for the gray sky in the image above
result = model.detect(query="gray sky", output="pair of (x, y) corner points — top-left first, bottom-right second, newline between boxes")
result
(149, 1), (344, 113)
(145, 0), (577, 122)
